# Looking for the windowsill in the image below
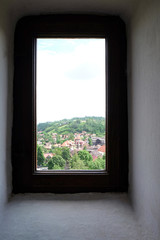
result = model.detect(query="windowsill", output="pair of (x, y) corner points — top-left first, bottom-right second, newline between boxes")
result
(34, 170), (108, 175)
(1, 193), (141, 240)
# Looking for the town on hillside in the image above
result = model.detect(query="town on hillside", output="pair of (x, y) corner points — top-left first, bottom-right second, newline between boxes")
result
(37, 118), (106, 171)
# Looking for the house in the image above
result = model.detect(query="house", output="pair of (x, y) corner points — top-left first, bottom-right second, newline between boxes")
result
(75, 138), (86, 149)
(44, 142), (52, 150)
(54, 143), (61, 148)
(61, 140), (75, 148)
(91, 137), (105, 146)
(98, 145), (105, 155)
(61, 134), (69, 139)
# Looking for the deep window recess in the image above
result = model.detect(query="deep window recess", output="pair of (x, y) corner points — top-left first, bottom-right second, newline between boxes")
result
(12, 15), (128, 193)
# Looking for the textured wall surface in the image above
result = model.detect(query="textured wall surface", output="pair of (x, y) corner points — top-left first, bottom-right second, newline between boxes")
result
(128, 0), (160, 239)
(0, 2), (12, 224)
(0, 193), (142, 240)
(8, 0), (137, 22)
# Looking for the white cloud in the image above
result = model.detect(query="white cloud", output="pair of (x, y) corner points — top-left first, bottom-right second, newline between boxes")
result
(36, 38), (106, 123)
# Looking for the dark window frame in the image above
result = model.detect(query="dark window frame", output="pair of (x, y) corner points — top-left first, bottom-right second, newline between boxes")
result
(12, 15), (128, 193)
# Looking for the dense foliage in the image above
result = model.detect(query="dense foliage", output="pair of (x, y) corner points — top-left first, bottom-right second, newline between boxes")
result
(38, 117), (105, 137)
(45, 146), (105, 170)
(48, 155), (66, 170)
(37, 145), (45, 166)
(37, 117), (106, 170)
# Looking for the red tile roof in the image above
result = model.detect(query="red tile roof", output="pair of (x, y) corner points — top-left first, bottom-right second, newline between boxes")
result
(61, 140), (74, 147)
(98, 145), (105, 153)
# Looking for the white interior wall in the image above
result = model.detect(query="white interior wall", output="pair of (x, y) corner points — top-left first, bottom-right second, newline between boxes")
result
(128, 0), (160, 239)
(0, 1), (13, 224)
(8, 0), (137, 22)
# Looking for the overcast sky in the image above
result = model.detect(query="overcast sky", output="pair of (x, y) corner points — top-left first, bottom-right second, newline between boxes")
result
(37, 38), (106, 123)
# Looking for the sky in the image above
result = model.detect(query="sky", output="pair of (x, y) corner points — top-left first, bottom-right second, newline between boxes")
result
(37, 38), (106, 123)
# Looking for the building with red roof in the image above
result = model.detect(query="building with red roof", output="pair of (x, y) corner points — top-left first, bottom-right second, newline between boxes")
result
(61, 140), (75, 148)
(98, 145), (105, 155)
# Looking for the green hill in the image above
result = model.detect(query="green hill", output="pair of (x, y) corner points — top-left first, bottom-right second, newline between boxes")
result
(37, 117), (105, 137)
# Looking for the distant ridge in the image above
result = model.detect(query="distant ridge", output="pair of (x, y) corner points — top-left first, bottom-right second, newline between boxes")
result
(37, 116), (105, 137)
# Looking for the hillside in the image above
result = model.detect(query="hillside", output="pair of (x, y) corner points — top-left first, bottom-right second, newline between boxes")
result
(37, 117), (105, 137)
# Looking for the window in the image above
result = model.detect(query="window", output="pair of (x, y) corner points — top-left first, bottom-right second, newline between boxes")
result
(12, 15), (128, 193)
(36, 38), (106, 172)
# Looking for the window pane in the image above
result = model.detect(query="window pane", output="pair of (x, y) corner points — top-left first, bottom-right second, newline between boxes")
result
(36, 38), (106, 171)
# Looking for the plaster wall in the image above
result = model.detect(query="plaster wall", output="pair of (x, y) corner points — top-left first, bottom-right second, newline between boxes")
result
(0, 1), (12, 224)
(128, 0), (160, 239)
(7, 0), (137, 23)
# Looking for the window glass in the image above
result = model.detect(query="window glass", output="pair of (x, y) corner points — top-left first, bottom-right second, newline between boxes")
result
(36, 38), (106, 171)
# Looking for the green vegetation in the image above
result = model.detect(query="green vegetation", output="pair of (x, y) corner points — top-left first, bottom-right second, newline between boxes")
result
(37, 145), (45, 166)
(38, 117), (105, 137)
(37, 144), (105, 170)
(78, 150), (93, 165)
(62, 147), (70, 161)
(72, 158), (87, 170)
(46, 147), (105, 170)
(37, 117), (106, 170)
(88, 137), (92, 146)
(88, 155), (105, 170)
(48, 155), (66, 170)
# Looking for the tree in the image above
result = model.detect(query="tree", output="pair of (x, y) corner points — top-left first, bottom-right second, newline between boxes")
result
(53, 164), (62, 170)
(83, 145), (87, 150)
(88, 137), (92, 146)
(62, 147), (70, 161)
(53, 147), (62, 156)
(70, 153), (87, 170)
(68, 133), (74, 141)
(52, 155), (66, 168)
(37, 145), (45, 166)
(48, 159), (54, 169)
(69, 153), (80, 168)
(88, 157), (105, 170)
(78, 150), (93, 166)
(56, 134), (61, 144)
(83, 136), (87, 141)
(76, 119), (81, 124)
(72, 159), (87, 170)
(48, 155), (66, 169)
